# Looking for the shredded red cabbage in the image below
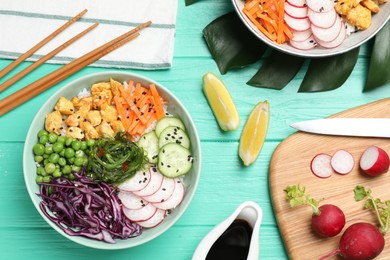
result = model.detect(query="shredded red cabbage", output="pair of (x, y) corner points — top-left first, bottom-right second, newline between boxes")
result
(38, 170), (142, 243)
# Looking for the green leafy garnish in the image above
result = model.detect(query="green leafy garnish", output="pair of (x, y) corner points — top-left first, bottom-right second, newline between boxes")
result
(354, 185), (390, 235)
(284, 184), (320, 215)
(86, 132), (148, 185)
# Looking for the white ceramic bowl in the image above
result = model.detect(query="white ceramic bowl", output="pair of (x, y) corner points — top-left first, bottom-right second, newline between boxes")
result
(232, 0), (390, 57)
(23, 71), (201, 249)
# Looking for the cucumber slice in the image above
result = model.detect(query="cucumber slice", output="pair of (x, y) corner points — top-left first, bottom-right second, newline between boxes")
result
(158, 126), (190, 149)
(155, 117), (186, 137)
(158, 143), (193, 178)
(137, 131), (159, 164)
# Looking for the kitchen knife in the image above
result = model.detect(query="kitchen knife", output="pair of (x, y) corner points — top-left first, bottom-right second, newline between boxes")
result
(290, 118), (390, 138)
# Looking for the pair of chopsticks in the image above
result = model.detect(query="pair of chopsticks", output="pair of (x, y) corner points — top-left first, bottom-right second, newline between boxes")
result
(0, 9), (151, 116)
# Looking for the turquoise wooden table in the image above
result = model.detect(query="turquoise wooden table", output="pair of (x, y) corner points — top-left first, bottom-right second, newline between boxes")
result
(0, 1), (389, 259)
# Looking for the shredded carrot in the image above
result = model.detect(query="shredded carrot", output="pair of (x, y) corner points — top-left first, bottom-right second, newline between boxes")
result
(149, 84), (165, 120)
(243, 0), (292, 44)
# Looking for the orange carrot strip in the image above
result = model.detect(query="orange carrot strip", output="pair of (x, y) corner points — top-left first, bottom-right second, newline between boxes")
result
(243, 9), (277, 41)
(283, 25), (293, 40)
(149, 84), (165, 120)
(245, 0), (260, 11)
(114, 95), (130, 130)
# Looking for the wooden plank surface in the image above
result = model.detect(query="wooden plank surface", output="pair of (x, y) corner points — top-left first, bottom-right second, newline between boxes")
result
(270, 98), (390, 259)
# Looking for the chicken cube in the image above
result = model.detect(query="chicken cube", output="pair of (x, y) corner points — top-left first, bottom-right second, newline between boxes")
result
(65, 105), (90, 127)
(361, 0), (380, 12)
(71, 96), (93, 110)
(45, 111), (63, 135)
(91, 82), (113, 109)
(80, 121), (100, 139)
(346, 4), (372, 30)
(335, 0), (360, 15)
(66, 126), (84, 140)
(54, 96), (74, 115)
(111, 120), (125, 135)
(96, 121), (115, 138)
(86, 110), (102, 126)
(110, 78), (123, 96)
(100, 104), (118, 123)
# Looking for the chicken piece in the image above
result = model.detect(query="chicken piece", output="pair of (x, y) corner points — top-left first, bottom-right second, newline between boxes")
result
(100, 104), (118, 123)
(335, 0), (360, 15)
(96, 121), (115, 138)
(80, 121), (100, 139)
(71, 96), (92, 110)
(91, 82), (113, 109)
(361, 0), (380, 12)
(346, 4), (372, 30)
(110, 78), (123, 96)
(65, 104), (91, 127)
(45, 111), (63, 135)
(377, 0), (387, 5)
(54, 96), (74, 115)
(66, 126), (84, 140)
(85, 110), (102, 126)
(110, 120), (125, 135)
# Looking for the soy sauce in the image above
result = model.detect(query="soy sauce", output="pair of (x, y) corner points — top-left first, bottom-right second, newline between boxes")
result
(206, 219), (253, 260)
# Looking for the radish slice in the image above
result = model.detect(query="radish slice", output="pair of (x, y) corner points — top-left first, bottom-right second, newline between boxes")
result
(136, 209), (166, 228)
(306, 0), (335, 13)
(360, 146), (390, 176)
(315, 22), (346, 49)
(153, 178), (185, 210)
(123, 203), (158, 222)
(287, 0), (307, 8)
(284, 14), (311, 31)
(289, 35), (317, 50)
(118, 169), (151, 192)
(331, 150), (354, 175)
(285, 1), (308, 18)
(311, 153), (334, 178)
(311, 16), (342, 42)
(308, 8), (337, 29)
(291, 28), (312, 42)
(118, 191), (148, 210)
(143, 176), (176, 203)
(133, 167), (164, 197)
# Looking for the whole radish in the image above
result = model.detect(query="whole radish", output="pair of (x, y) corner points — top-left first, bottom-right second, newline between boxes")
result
(285, 185), (345, 237)
(360, 146), (390, 176)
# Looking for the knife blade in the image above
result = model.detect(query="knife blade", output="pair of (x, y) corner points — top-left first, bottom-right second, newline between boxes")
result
(290, 118), (390, 138)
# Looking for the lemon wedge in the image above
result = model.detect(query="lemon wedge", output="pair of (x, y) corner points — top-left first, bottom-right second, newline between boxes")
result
(202, 72), (240, 131)
(239, 101), (270, 166)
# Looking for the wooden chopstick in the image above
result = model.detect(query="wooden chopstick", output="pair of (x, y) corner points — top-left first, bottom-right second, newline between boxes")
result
(0, 23), (99, 93)
(0, 9), (88, 79)
(0, 21), (152, 116)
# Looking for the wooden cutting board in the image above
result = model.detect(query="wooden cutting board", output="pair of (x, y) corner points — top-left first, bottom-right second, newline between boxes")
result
(269, 98), (390, 260)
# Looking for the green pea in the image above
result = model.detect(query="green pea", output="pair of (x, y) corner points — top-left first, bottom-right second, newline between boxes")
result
(40, 168), (48, 177)
(68, 173), (75, 181)
(36, 166), (44, 175)
(59, 149), (65, 157)
(43, 154), (49, 159)
(58, 157), (66, 166)
(43, 176), (51, 183)
(62, 165), (72, 174)
(48, 133), (58, 143)
(33, 143), (45, 156)
(75, 150), (85, 158)
(74, 157), (84, 167)
(45, 163), (56, 174)
(39, 135), (49, 144)
(53, 142), (64, 153)
(80, 141), (87, 150)
(43, 158), (50, 166)
(34, 155), (43, 163)
(57, 136), (66, 143)
(52, 169), (62, 178)
(71, 141), (81, 151)
(65, 137), (73, 146)
(67, 157), (75, 164)
(72, 165), (81, 173)
(44, 145), (54, 155)
(37, 129), (48, 138)
(36, 176), (43, 183)
(49, 153), (60, 164)
(87, 139), (95, 147)
(64, 148), (75, 159)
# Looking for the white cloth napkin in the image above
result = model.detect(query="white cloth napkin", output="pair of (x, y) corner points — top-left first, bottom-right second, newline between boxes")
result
(0, 0), (178, 70)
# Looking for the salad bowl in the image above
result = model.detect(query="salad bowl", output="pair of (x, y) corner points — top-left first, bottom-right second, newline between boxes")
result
(23, 71), (201, 249)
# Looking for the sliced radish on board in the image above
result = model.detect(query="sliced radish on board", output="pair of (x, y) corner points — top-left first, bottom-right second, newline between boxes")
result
(118, 169), (151, 192)
(315, 22), (346, 49)
(291, 28), (312, 42)
(285, 1), (308, 19)
(289, 35), (317, 50)
(306, 0), (335, 13)
(143, 176), (176, 203)
(133, 167), (164, 197)
(284, 14), (311, 31)
(311, 153), (334, 178)
(287, 0), (307, 8)
(136, 209), (166, 228)
(153, 178), (185, 210)
(123, 203), (158, 222)
(360, 146), (390, 176)
(308, 8), (337, 29)
(311, 16), (342, 42)
(118, 191), (148, 210)
(331, 149), (355, 174)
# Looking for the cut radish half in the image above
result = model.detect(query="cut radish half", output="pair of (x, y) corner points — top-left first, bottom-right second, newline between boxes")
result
(123, 203), (157, 222)
(289, 35), (317, 50)
(136, 209), (166, 228)
(311, 153), (333, 178)
(308, 8), (337, 29)
(287, 0), (307, 8)
(331, 149), (354, 175)
(118, 169), (151, 192)
(285, 1), (308, 18)
(118, 191), (148, 210)
(143, 176), (176, 203)
(315, 21), (346, 49)
(133, 167), (164, 197)
(306, 0), (335, 13)
(284, 14), (311, 31)
(311, 16), (342, 42)
(291, 28), (312, 42)
(153, 178), (185, 210)
(360, 146), (390, 176)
